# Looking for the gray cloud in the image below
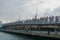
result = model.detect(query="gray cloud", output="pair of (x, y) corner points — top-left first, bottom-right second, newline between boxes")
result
(52, 6), (60, 16)
(43, 6), (60, 17)
(0, 0), (60, 23)
(0, 0), (28, 21)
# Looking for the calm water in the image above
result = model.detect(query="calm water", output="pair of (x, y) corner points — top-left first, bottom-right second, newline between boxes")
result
(0, 32), (58, 40)
(0, 32), (41, 40)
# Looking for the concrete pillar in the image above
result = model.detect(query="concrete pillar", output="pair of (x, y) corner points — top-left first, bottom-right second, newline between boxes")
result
(55, 28), (57, 35)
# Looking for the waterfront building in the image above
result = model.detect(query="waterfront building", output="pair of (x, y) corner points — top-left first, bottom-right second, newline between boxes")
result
(2, 16), (60, 32)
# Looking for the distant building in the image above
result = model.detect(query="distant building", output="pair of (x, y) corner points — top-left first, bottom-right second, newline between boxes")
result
(0, 21), (2, 27)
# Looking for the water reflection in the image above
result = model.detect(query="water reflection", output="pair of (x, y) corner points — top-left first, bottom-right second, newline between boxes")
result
(0, 32), (58, 40)
(0, 32), (39, 40)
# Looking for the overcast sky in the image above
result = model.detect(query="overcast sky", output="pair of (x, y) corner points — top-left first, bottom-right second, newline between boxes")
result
(0, 0), (60, 23)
